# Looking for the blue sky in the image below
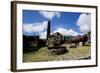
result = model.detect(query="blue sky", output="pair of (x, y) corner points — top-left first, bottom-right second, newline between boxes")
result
(23, 10), (91, 39)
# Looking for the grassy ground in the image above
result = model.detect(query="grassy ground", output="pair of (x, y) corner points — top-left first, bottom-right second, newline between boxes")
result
(23, 44), (91, 62)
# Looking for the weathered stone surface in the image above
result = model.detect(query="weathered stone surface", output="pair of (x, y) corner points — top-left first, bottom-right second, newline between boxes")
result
(69, 45), (77, 48)
(48, 47), (68, 55)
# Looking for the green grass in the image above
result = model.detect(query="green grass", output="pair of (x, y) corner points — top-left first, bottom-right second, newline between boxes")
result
(23, 44), (91, 62)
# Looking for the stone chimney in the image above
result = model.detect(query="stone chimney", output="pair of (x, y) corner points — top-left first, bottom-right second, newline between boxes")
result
(47, 20), (50, 39)
(46, 20), (51, 46)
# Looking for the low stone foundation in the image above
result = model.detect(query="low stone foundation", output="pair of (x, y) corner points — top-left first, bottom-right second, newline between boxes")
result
(48, 46), (68, 55)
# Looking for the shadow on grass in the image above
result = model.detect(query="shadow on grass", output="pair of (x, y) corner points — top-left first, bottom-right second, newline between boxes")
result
(85, 44), (91, 46)
(23, 46), (42, 53)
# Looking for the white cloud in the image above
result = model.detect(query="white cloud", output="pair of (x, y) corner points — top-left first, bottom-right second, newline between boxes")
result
(39, 11), (61, 20)
(66, 29), (79, 36)
(77, 13), (91, 33)
(53, 27), (67, 35)
(23, 21), (48, 33)
(23, 24), (33, 33)
(53, 27), (79, 36)
(79, 24), (90, 33)
(39, 31), (47, 39)
(39, 27), (79, 39)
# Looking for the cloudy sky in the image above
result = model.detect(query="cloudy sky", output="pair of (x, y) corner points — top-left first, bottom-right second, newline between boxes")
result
(23, 10), (91, 39)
